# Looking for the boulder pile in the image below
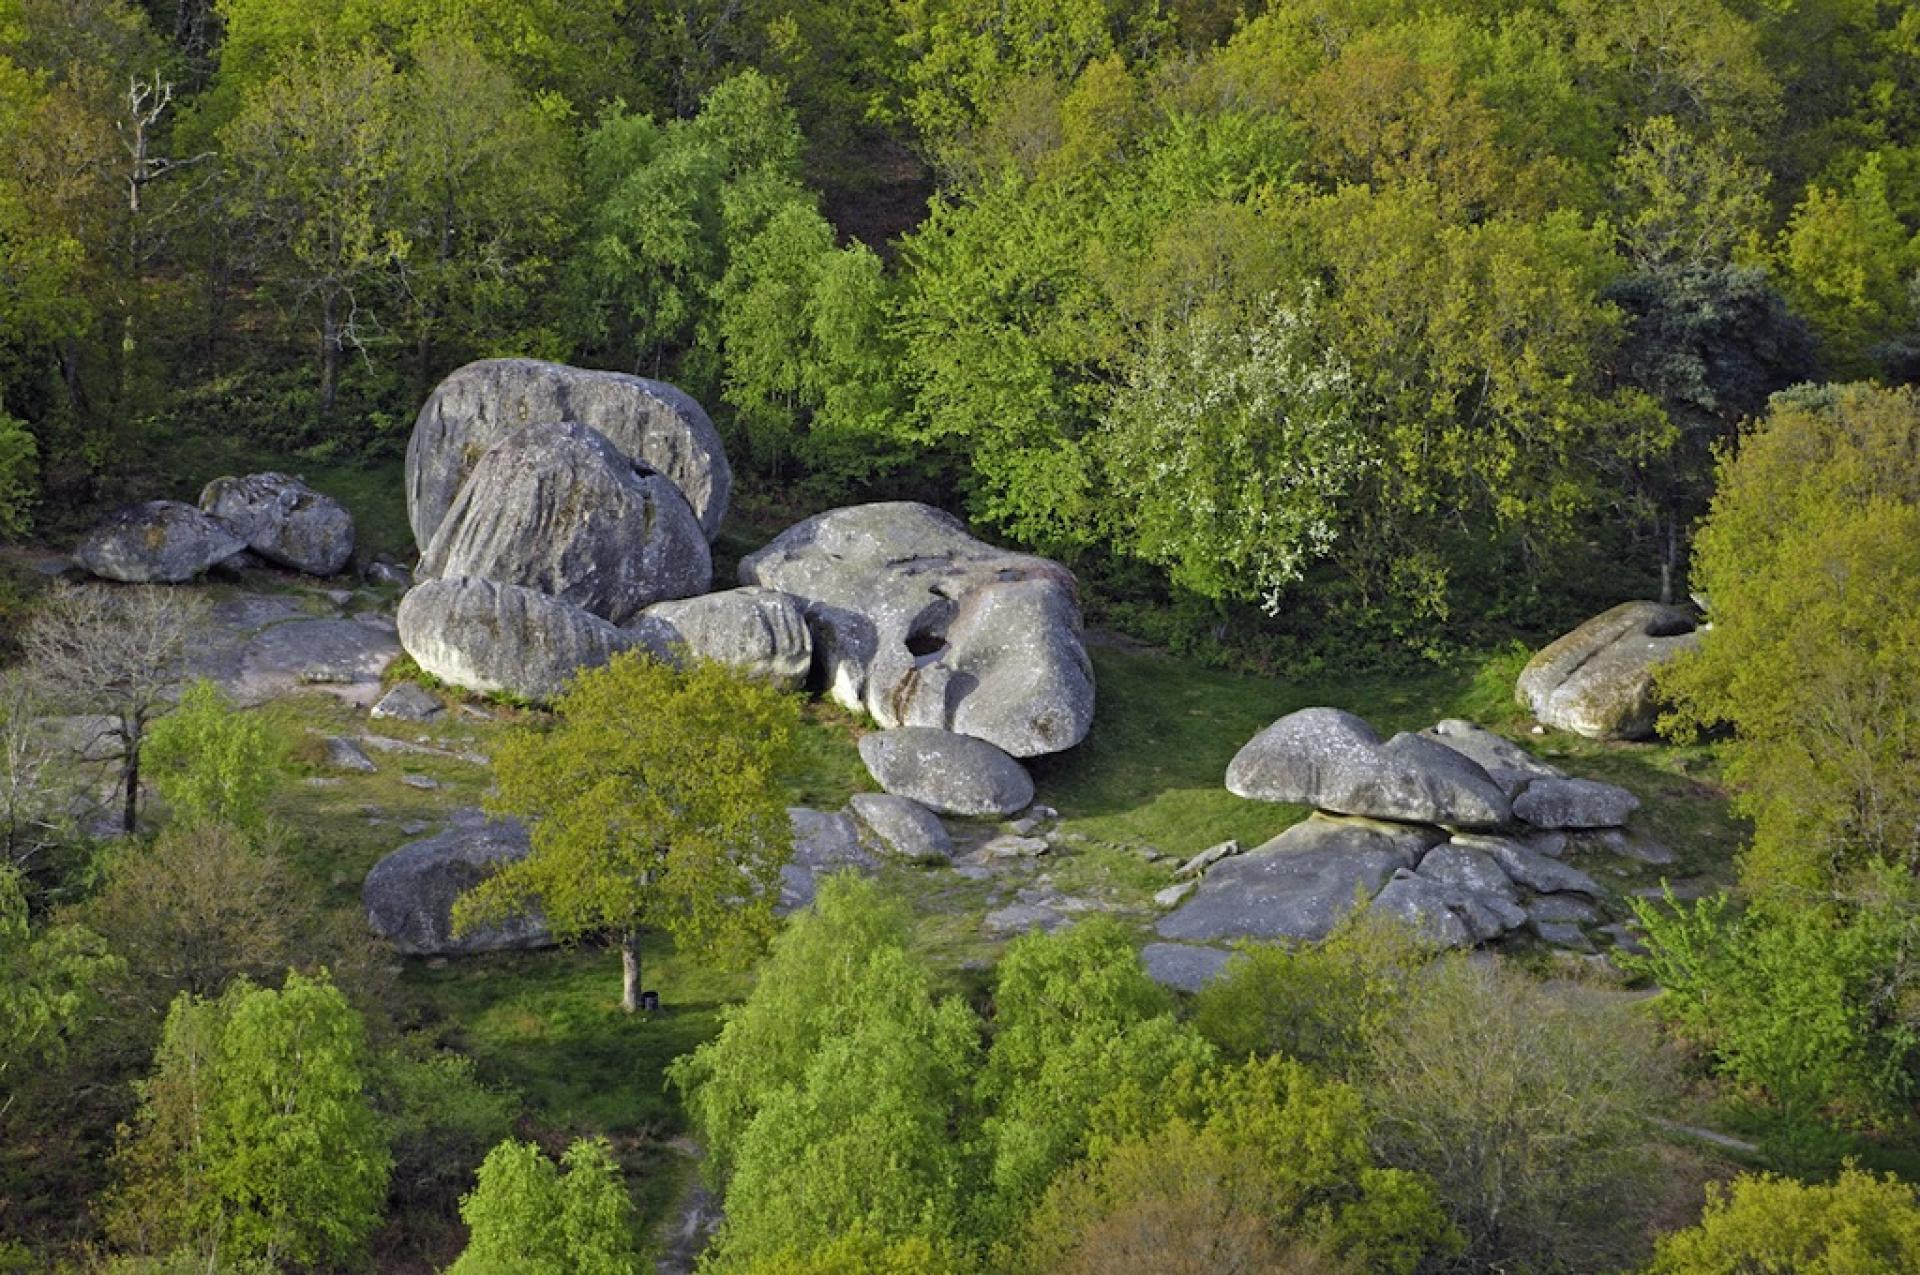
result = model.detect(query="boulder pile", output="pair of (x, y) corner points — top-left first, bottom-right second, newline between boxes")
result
(74, 473), (356, 583)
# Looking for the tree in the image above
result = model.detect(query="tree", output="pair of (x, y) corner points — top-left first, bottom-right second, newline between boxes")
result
(141, 679), (287, 831)
(0, 668), (78, 877)
(1646, 1166), (1920, 1274)
(1774, 155), (1918, 377)
(1612, 116), (1770, 272)
(448, 1136), (641, 1275)
(454, 651), (800, 1012)
(0, 864), (117, 1116)
(0, 405), (34, 538)
(23, 583), (206, 834)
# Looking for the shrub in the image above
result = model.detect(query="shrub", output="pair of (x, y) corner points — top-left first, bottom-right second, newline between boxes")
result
(1646, 1166), (1920, 1273)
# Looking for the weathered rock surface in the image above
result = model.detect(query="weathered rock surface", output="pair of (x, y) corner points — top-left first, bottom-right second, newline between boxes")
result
(231, 618), (399, 707)
(371, 682), (443, 721)
(984, 901), (1068, 937)
(363, 811), (550, 955)
(1458, 834), (1603, 896)
(857, 727), (1034, 818)
(418, 420), (710, 625)
(1420, 718), (1563, 798)
(1226, 708), (1511, 829)
(1140, 942), (1233, 993)
(628, 587), (811, 689)
(1369, 872), (1476, 948)
(1512, 777), (1641, 830)
(1416, 842), (1519, 903)
(778, 807), (881, 913)
(740, 502), (1094, 758)
(407, 357), (731, 548)
(1517, 601), (1700, 740)
(397, 577), (639, 703)
(1156, 815), (1440, 944)
(325, 736), (377, 773)
(846, 793), (952, 862)
(74, 501), (246, 583)
(199, 472), (354, 576)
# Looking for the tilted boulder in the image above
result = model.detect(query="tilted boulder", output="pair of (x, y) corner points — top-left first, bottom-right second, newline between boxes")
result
(397, 576), (641, 703)
(628, 587), (812, 689)
(407, 357), (730, 548)
(1419, 718), (1563, 799)
(847, 792), (953, 862)
(199, 472), (355, 576)
(857, 726), (1034, 818)
(740, 502), (1094, 758)
(1516, 601), (1700, 740)
(74, 501), (246, 583)
(1226, 707), (1512, 829)
(418, 420), (710, 625)
(1512, 777), (1641, 830)
(363, 810), (550, 956)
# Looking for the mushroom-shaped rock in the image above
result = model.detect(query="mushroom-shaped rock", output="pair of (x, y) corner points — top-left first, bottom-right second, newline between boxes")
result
(74, 501), (247, 583)
(407, 357), (730, 547)
(199, 472), (355, 576)
(363, 811), (550, 956)
(857, 726), (1034, 818)
(397, 577), (641, 703)
(739, 502), (1094, 758)
(418, 420), (711, 624)
(1511, 777), (1641, 830)
(627, 587), (811, 689)
(1516, 601), (1700, 740)
(1226, 708), (1512, 829)
(847, 792), (953, 862)
(1419, 719), (1563, 799)
(1156, 815), (1440, 944)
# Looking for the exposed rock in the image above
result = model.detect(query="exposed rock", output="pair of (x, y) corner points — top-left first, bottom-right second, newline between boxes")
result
(984, 901), (1068, 937)
(1420, 718), (1564, 798)
(397, 577), (640, 703)
(401, 774), (438, 790)
(1153, 880), (1197, 909)
(371, 682), (443, 721)
(1416, 843), (1519, 903)
(1583, 827), (1678, 865)
(1459, 834), (1603, 896)
(407, 357), (730, 547)
(418, 420), (710, 625)
(1368, 872), (1475, 948)
(1517, 601), (1700, 740)
(365, 559), (412, 587)
(1527, 895), (1602, 925)
(740, 502), (1094, 757)
(847, 793), (952, 862)
(1226, 708), (1511, 829)
(74, 501), (246, 583)
(857, 727), (1034, 818)
(1174, 839), (1241, 880)
(363, 811), (550, 955)
(1156, 815), (1439, 944)
(1534, 920), (1595, 952)
(1140, 942), (1233, 993)
(324, 736), (377, 773)
(984, 834), (1049, 858)
(231, 619), (399, 707)
(199, 472), (355, 576)
(628, 587), (811, 689)
(776, 808), (879, 915)
(1512, 777), (1641, 829)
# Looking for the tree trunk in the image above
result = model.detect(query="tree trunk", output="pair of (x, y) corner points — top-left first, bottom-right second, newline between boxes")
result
(1659, 512), (1678, 606)
(120, 725), (140, 835)
(620, 931), (641, 1014)
(320, 294), (341, 414)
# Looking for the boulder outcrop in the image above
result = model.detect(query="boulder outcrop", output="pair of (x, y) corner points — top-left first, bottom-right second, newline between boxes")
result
(363, 811), (550, 955)
(628, 587), (811, 689)
(397, 576), (640, 703)
(857, 726), (1034, 818)
(847, 792), (953, 862)
(199, 472), (355, 576)
(74, 501), (247, 583)
(1516, 601), (1700, 740)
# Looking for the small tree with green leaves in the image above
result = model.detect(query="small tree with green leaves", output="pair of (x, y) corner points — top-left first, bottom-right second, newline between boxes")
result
(0, 864), (117, 1117)
(454, 650), (800, 1012)
(142, 680), (288, 832)
(448, 1137), (641, 1275)
(1646, 1166), (1920, 1273)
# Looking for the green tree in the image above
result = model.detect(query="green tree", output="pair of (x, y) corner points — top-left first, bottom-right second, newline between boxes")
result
(0, 405), (35, 538)
(1613, 116), (1771, 272)
(1646, 1166), (1920, 1274)
(448, 1136), (641, 1275)
(0, 864), (117, 1114)
(1775, 155), (1918, 377)
(455, 651), (800, 1012)
(141, 680), (288, 832)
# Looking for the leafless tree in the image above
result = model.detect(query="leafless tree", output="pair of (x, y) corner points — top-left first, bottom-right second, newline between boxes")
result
(0, 671), (75, 872)
(23, 584), (207, 835)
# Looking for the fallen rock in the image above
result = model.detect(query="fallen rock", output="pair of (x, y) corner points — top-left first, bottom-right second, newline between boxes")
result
(847, 793), (952, 862)
(74, 501), (246, 583)
(1512, 777), (1641, 829)
(363, 811), (550, 955)
(1140, 942), (1233, 994)
(1226, 708), (1511, 829)
(397, 577), (640, 703)
(325, 736), (377, 774)
(1517, 601), (1700, 740)
(984, 834), (1049, 859)
(1420, 718), (1563, 798)
(371, 682), (443, 722)
(1153, 880), (1197, 909)
(418, 420), (710, 625)
(365, 559), (412, 588)
(740, 502), (1094, 758)
(401, 774), (438, 791)
(407, 357), (730, 547)
(857, 727), (1034, 818)
(1459, 834), (1603, 897)
(984, 901), (1068, 937)
(628, 587), (811, 689)
(1174, 839), (1241, 880)
(1156, 815), (1438, 944)
(199, 472), (355, 576)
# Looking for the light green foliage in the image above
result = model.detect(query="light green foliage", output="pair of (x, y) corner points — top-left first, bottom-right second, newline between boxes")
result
(719, 1228), (975, 1274)
(448, 1136), (641, 1275)
(669, 876), (978, 1260)
(1775, 155), (1919, 375)
(0, 863), (117, 1101)
(1646, 1166), (1920, 1274)
(1659, 385), (1920, 893)
(373, 1040), (515, 1200)
(1564, 0), (1781, 138)
(0, 406), (35, 538)
(108, 971), (390, 1268)
(142, 680), (288, 832)
(455, 651), (800, 1000)
(1614, 116), (1771, 270)
(977, 919), (1214, 1219)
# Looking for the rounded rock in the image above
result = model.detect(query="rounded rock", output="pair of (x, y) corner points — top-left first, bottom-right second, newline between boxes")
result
(856, 726), (1034, 818)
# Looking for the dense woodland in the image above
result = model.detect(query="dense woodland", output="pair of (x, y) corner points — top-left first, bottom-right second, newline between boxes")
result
(5, 0), (1920, 1271)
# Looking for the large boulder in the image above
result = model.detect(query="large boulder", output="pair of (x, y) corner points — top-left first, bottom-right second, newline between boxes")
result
(739, 502), (1094, 758)
(199, 472), (355, 576)
(1511, 777), (1641, 830)
(74, 501), (246, 583)
(1226, 708), (1512, 829)
(1156, 815), (1439, 944)
(407, 357), (730, 548)
(397, 577), (640, 703)
(363, 811), (550, 956)
(847, 792), (953, 862)
(1419, 718), (1563, 799)
(417, 420), (711, 624)
(628, 587), (811, 689)
(1517, 601), (1700, 740)
(857, 727), (1034, 818)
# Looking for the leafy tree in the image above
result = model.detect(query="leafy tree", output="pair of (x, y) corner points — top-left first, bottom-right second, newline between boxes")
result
(1646, 1166), (1920, 1274)
(718, 1228), (976, 1275)
(455, 650), (800, 1012)
(1613, 116), (1771, 272)
(142, 679), (288, 831)
(372, 1040), (515, 1205)
(0, 405), (35, 537)
(1774, 155), (1919, 377)
(448, 1136), (641, 1275)
(0, 863), (118, 1114)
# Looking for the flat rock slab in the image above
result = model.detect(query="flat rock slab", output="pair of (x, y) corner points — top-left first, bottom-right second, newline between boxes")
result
(1457, 834), (1604, 897)
(847, 792), (953, 862)
(983, 901), (1068, 937)
(1140, 942), (1233, 994)
(228, 618), (400, 707)
(858, 727), (1034, 818)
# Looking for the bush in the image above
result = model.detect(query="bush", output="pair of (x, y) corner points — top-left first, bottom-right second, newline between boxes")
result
(142, 680), (288, 832)
(448, 1137), (641, 1275)
(1646, 1166), (1920, 1273)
